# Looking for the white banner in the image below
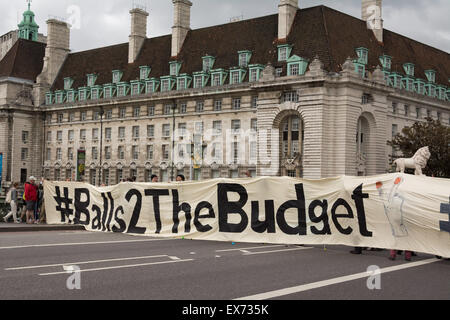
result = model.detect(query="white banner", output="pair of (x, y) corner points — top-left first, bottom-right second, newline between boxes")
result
(44, 174), (450, 257)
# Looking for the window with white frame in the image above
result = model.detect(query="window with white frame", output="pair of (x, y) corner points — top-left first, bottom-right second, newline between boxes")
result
(132, 126), (140, 139)
(133, 107), (141, 118)
(147, 145), (154, 160)
(118, 127), (125, 139)
(119, 108), (126, 118)
(162, 145), (170, 160)
(57, 131), (63, 142)
(80, 129), (86, 140)
(194, 75), (203, 88)
(196, 101), (204, 113)
(214, 100), (222, 111)
(179, 103), (187, 114)
(68, 130), (74, 141)
(231, 120), (241, 133)
(232, 98), (241, 110)
(230, 70), (240, 84)
(118, 146), (125, 160)
(213, 121), (222, 135)
(212, 73), (221, 86)
(161, 79), (170, 92)
(147, 125), (154, 138)
(92, 128), (99, 140)
(162, 124), (171, 137)
(132, 146), (139, 160)
(105, 146), (111, 160)
(105, 128), (112, 140)
(147, 106), (155, 116)
(56, 148), (62, 160)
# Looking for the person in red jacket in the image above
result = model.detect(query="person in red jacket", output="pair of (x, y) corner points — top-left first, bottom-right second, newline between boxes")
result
(24, 176), (38, 224)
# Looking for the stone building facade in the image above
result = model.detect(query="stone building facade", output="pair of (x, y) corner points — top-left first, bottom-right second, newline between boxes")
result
(0, 0), (449, 189)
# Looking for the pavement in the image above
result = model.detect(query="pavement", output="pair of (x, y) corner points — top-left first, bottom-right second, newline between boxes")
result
(0, 221), (85, 232)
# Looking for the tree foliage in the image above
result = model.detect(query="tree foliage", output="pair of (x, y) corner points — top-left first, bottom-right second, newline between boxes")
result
(388, 118), (450, 178)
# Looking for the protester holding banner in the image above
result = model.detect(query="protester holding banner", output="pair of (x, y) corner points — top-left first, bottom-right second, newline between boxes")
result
(24, 176), (38, 224)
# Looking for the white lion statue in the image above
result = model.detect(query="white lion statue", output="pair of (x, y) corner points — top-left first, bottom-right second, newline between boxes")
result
(394, 146), (431, 176)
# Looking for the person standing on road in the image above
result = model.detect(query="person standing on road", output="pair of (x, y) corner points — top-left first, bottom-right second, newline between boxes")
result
(24, 176), (38, 224)
(4, 182), (20, 223)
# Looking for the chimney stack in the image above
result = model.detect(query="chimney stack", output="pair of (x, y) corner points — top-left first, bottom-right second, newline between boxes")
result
(278, 0), (298, 40)
(171, 0), (192, 58)
(362, 0), (383, 42)
(129, 7), (149, 64)
(34, 19), (70, 106)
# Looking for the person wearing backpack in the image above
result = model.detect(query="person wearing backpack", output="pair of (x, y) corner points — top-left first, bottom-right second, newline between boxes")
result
(3, 182), (20, 223)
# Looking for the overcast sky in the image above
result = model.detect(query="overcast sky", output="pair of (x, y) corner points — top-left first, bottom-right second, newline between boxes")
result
(1, 0), (449, 53)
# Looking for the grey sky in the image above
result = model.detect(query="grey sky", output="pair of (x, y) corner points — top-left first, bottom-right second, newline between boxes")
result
(1, 0), (449, 53)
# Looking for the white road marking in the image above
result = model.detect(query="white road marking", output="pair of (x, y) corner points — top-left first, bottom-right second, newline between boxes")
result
(5, 255), (172, 271)
(216, 245), (286, 253)
(0, 238), (170, 250)
(234, 258), (440, 300)
(242, 247), (313, 255)
(39, 259), (195, 276)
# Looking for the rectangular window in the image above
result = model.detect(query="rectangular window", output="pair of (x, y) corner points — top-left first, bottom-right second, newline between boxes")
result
(92, 128), (99, 140)
(232, 98), (241, 110)
(194, 76), (203, 88)
(118, 146), (125, 160)
(161, 79), (170, 92)
(148, 106), (155, 116)
(214, 100), (222, 111)
(47, 131), (52, 142)
(119, 108), (126, 118)
(69, 113), (75, 122)
(132, 126), (140, 139)
(279, 47), (288, 61)
(57, 113), (64, 123)
(179, 103), (187, 114)
(131, 83), (140, 96)
(213, 121), (222, 135)
(289, 63), (299, 76)
(105, 128), (112, 140)
(91, 147), (98, 160)
(105, 147), (112, 160)
(21, 148), (28, 161)
(133, 107), (141, 118)
(56, 148), (62, 160)
(239, 53), (248, 67)
(392, 102), (398, 114)
(68, 130), (74, 141)
(80, 129), (86, 140)
(68, 148), (73, 161)
(232, 142), (239, 164)
(91, 90), (98, 100)
(162, 124), (171, 137)
(251, 118), (258, 132)
(392, 124), (398, 138)
(147, 125), (155, 138)
(104, 87), (112, 99)
(230, 71), (240, 85)
(212, 74), (221, 87)
(195, 122), (204, 134)
(164, 104), (172, 115)
(46, 148), (51, 161)
(162, 145), (169, 160)
(251, 96), (258, 108)
(416, 107), (420, 119)
(177, 78), (186, 90)
(231, 120), (241, 133)
(196, 101), (204, 113)
(22, 131), (29, 144)
(57, 131), (63, 142)
(147, 145), (154, 160)
(106, 110), (113, 119)
(249, 69), (258, 82)
(404, 105), (409, 117)
(81, 112), (87, 121)
(118, 127), (125, 139)
(132, 146), (139, 160)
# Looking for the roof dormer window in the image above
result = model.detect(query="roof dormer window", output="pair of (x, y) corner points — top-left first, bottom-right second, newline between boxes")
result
(87, 74), (97, 87)
(202, 56), (215, 73)
(403, 63), (415, 77)
(355, 47), (368, 65)
(169, 61), (182, 77)
(64, 78), (73, 90)
(112, 70), (123, 84)
(277, 44), (293, 62)
(379, 55), (392, 71)
(425, 70), (436, 83)
(140, 66), (151, 80)
(238, 50), (252, 68)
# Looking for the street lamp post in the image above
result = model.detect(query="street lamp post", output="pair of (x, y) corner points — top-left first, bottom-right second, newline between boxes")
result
(98, 107), (104, 186)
